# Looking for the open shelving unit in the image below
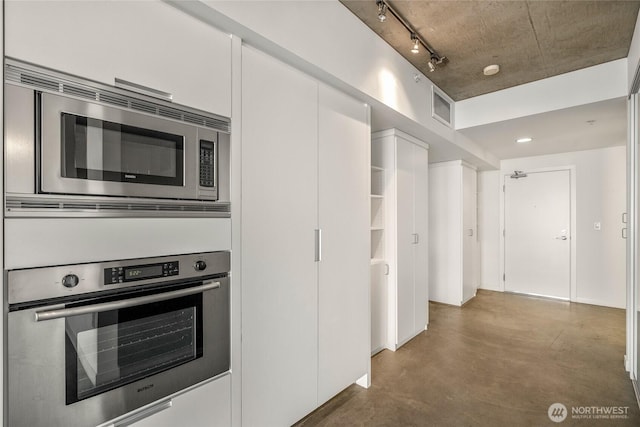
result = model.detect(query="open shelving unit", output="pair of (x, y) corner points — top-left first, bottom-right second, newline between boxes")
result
(371, 165), (385, 264)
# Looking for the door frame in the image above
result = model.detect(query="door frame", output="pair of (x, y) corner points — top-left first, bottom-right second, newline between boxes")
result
(499, 165), (577, 301)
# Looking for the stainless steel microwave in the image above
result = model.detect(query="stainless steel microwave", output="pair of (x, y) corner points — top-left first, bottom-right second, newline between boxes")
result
(4, 59), (231, 217)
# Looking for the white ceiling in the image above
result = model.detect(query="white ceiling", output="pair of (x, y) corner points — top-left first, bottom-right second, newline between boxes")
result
(457, 97), (627, 160)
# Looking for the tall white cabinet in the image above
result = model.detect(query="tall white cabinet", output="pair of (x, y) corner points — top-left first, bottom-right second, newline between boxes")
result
(372, 129), (429, 351)
(241, 46), (370, 426)
(429, 160), (479, 306)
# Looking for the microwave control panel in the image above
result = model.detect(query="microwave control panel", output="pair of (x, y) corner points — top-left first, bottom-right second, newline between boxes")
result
(199, 140), (216, 188)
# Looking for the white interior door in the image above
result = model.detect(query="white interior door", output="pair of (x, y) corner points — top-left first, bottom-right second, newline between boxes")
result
(504, 169), (571, 299)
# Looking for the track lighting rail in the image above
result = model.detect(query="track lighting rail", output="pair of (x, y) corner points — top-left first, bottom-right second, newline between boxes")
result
(376, 0), (445, 71)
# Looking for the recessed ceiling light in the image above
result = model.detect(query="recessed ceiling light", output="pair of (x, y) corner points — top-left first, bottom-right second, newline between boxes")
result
(483, 64), (500, 76)
(516, 137), (532, 144)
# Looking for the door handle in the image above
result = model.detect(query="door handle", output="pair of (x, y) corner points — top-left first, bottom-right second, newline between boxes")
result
(412, 233), (419, 244)
(109, 399), (172, 427)
(468, 229), (474, 237)
(622, 228), (628, 239)
(315, 229), (322, 262)
(114, 77), (173, 102)
(623, 212), (628, 224)
(554, 236), (568, 240)
(35, 281), (220, 321)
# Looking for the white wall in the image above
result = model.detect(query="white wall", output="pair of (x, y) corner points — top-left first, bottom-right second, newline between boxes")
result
(456, 59), (628, 130)
(628, 11), (640, 92)
(479, 146), (627, 308)
(166, 0), (499, 169)
(478, 170), (501, 291)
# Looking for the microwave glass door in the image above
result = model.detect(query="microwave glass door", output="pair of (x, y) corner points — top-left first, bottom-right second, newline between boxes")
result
(64, 292), (203, 404)
(61, 113), (184, 186)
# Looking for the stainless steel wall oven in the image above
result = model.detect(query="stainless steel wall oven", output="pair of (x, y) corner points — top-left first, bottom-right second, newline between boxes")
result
(7, 251), (230, 427)
(4, 58), (231, 217)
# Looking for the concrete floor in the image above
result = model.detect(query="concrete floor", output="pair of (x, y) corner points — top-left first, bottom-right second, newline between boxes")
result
(295, 290), (640, 426)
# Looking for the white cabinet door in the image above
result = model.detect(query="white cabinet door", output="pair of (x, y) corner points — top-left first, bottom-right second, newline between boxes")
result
(371, 262), (387, 354)
(396, 137), (415, 345)
(5, 0), (231, 116)
(317, 84), (369, 404)
(241, 46), (319, 427)
(462, 166), (478, 303)
(413, 144), (429, 331)
(129, 377), (231, 427)
(396, 139), (428, 345)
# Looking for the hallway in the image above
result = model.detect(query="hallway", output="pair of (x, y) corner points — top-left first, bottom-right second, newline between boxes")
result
(297, 290), (640, 426)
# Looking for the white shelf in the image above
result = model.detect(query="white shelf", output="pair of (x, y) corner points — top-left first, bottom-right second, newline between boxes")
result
(371, 165), (384, 172)
(371, 227), (384, 231)
(370, 258), (386, 265)
(370, 194), (384, 199)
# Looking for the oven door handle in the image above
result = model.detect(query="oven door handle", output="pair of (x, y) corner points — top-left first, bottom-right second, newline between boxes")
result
(34, 280), (221, 322)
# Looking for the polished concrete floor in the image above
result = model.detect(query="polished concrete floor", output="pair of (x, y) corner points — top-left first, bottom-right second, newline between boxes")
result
(295, 290), (640, 426)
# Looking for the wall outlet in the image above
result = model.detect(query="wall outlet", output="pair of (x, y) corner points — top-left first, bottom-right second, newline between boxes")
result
(594, 222), (601, 231)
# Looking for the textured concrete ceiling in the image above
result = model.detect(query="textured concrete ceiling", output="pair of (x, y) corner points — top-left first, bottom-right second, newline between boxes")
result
(340, 0), (640, 101)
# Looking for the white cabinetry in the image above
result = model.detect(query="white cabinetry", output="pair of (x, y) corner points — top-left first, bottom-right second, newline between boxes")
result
(102, 376), (231, 427)
(429, 161), (479, 306)
(5, 0), (231, 116)
(370, 164), (387, 355)
(372, 129), (429, 350)
(241, 46), (370, 426)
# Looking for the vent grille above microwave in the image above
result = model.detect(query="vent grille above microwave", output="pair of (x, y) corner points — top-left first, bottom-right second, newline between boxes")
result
(5, 60), (231, 133)
(5, 195), (231, 218)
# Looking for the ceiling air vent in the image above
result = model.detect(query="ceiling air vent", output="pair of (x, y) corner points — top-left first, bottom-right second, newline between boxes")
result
(431, 86), (453, 128)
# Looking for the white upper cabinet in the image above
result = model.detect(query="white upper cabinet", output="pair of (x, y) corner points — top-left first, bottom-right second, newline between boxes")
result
(5, 0), (231, 117)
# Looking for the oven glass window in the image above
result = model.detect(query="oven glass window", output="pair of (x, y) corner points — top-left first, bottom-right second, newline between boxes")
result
(65, 293), (203, 404)
(61, 113), (184, 186)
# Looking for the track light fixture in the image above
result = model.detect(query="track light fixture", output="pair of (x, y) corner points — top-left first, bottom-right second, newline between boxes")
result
(376, 0), (387, 23)
(410, 34), (420, 54)
(375, 0), (445, 71)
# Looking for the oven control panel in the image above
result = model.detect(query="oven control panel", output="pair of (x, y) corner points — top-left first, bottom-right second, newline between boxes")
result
(105, 261), (179, 285)
(7, 251), (230, 305)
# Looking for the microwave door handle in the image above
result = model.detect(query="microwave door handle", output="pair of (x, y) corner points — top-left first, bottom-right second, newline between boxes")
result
(34, 280), (221, 322)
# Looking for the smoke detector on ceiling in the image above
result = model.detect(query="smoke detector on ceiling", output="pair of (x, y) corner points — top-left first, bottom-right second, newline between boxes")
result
(483, 64), (500, 76)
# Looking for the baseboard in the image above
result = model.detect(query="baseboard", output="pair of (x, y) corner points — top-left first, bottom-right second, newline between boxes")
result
(574, 297), (625, 310)
(478, 284), (502, 292)
(633, 379), (640, 410)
